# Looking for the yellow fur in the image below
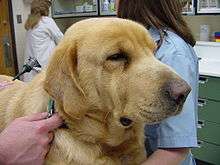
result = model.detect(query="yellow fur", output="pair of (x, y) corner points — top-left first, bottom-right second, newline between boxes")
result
(0, 18), (188, 165)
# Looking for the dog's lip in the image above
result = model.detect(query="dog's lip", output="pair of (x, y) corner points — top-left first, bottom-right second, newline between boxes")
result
(138, 103), (182, 116)
(140, 111), (163, 115)
(139, 109), (180, 116)
(138, 110), (177, 122)
(172, 106), (182, 115)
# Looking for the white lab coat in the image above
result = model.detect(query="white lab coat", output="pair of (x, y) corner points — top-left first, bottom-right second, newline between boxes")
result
(23, 16), (63, 82)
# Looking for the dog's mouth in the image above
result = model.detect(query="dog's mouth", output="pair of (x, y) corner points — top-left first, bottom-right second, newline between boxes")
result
(119, 100), (183, 126)
(137, 104), (183, 124)
(138, 111), (169, 124)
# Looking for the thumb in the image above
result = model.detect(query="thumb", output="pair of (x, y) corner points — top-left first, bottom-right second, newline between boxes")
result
(21, 112), (48, 121)
(37, 113), (63, 131)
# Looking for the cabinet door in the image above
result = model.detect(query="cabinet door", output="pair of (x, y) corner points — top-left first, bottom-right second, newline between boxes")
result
(52, 0), (98, 18)
(0, 0), (17, 76)
(193, 140), (220, 165)
(198, 98), (220, 124)
(197, 120), (220, 145)
(98, 0), (196, 16)
(197, 0), (220, 14)
(199, 75), (220, 101)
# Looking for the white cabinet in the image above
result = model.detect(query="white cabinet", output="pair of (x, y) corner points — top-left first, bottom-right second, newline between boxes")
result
(197, 0), (220, 14)
(52, 0), (98, 18)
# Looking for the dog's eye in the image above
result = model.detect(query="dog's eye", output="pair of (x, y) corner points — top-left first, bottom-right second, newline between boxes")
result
(107, 53), (128, 62)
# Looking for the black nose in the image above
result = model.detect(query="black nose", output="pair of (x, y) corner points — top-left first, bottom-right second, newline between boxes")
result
(166, 79), (191, 105)
(120, 117), (133, 127)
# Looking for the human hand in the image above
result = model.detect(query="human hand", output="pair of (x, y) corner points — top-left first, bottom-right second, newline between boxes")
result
(0, 81), (14, 90)
(0, 112), (63, 165)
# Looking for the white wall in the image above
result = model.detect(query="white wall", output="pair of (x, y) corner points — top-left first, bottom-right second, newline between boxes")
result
(11, 0), (30, 72)
(184, 15), (220, 41)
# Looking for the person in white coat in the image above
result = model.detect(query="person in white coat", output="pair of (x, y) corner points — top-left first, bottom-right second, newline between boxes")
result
(23, 0), (63, 81)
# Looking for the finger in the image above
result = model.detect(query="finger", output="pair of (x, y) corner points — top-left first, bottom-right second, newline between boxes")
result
(0, 81), (13, 89)
(21, 112), (48, 121)
(43, 145), (51, 159)
(38, 113), (63, 132)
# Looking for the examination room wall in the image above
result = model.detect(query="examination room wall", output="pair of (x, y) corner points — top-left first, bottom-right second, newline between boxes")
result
(10, 1), (220, 72)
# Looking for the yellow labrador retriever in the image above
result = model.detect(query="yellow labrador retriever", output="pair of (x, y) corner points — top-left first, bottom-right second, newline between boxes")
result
(0, 18), (190, 165)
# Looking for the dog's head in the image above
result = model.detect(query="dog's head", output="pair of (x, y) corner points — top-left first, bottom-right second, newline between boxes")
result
(44, 18), (190, 128)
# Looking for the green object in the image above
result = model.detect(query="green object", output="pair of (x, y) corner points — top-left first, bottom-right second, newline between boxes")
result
(197, 120), (220, 145)
(198, 98), (220, 124)
(199, 75), (220, 100)
(47, 99), (55, 118)
(192, 75), (220, 165)
(110, 0), (115, 12)
(192, 141), (220, 165)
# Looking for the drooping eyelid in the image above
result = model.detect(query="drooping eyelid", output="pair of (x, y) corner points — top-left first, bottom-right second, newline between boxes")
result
(107, 53), (127, 61)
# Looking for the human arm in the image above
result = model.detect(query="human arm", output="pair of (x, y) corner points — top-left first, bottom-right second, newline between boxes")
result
(30, 17), (63, 68)
(46, 17), (63, 45)
(0, 112), (62, 165)
(141, 148), (189, 165)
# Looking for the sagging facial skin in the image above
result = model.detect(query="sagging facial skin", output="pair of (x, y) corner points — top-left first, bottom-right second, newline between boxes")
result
(45, 18), (190, 135)
(75, 19), (190, 126)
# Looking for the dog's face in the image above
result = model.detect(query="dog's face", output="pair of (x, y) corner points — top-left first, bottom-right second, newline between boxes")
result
(44, 18), (190, 128)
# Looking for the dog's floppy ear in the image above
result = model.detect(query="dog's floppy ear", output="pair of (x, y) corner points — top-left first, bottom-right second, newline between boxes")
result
(44, 41), (87, 120)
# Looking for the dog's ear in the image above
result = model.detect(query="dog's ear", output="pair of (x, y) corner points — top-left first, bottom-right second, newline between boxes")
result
(44, 41), (87, 120)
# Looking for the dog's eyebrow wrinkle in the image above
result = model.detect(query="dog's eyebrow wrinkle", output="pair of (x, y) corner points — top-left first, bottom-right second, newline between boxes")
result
(85, 112), (109, 124)
(95, 69), (102, 98)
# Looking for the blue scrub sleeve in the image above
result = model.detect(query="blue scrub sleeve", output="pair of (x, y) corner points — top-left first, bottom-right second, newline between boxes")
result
(156, 53), (198, 148)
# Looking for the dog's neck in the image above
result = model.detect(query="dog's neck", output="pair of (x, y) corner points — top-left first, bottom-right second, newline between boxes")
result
(55, 102), (110, 141)
(55, 102), (137, 148)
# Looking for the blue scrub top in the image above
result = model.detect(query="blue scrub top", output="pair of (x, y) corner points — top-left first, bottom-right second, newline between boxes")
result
(145, 27), (199, 165)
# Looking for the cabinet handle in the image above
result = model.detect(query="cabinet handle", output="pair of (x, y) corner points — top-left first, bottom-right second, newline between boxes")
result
(199, 76), (208, 84)
(2, 36), (13, 67)
(197, 120), (205, 129)
(198, 98), (207, 108)
(197, 140), (204, 148)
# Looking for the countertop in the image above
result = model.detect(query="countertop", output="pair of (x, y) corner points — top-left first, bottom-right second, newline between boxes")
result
(199, 59), (220, 77)
(195, 41), (220, 78)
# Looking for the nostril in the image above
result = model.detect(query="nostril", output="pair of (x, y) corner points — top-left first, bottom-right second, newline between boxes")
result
(167, 80), (191, 105)
(172, 93), (186, 105)
(120, 117), (133, 127)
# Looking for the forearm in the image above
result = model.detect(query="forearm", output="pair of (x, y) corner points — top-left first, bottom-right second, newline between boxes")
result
(141, 148), (189, 165)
